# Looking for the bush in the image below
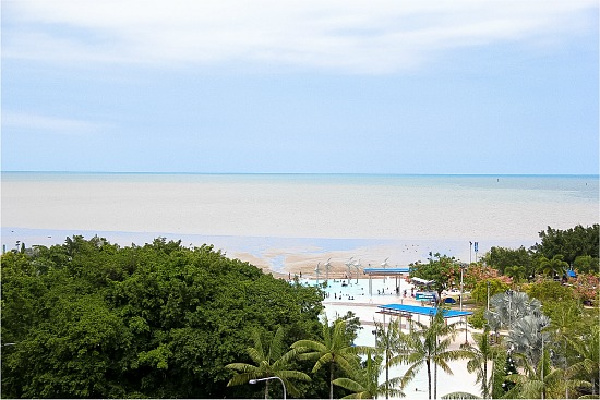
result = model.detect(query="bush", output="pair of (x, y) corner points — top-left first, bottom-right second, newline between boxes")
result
(468, 307), (486, 329)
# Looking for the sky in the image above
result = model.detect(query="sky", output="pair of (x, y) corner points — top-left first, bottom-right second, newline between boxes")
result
(1, 0), (598, 174)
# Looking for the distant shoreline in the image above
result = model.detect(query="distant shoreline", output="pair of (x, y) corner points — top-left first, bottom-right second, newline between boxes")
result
(1, 226), (534, 277)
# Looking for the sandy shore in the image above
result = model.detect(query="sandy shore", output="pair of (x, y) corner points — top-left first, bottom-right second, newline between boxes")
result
(1, 227), (524, 281)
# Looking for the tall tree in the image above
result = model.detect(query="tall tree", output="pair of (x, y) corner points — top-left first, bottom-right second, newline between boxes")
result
(535, 254), (569, 279)
(464, 327), (497, 399)
(226, 326), (311, 398)
(503, 265), (526, 282)
(506, 314), (551, 373)
(409, 253), (460, 297)
(374, 318), (405, 399)
(504, 350), (589, 399)
(292, 316), (365, 399)
(535, 224), (599, 266)
(568, 324), (600, 396)
(481, 246), (533, 276)
(485, 291), (541, 334)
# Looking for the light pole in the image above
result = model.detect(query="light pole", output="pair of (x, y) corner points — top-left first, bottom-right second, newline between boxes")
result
(487, 281), (491, 312)
(538, 321), (548, 400)
(469, 241), (472, 265)
(541, 329), (544, 400)
(315, 263), (321, 287)
(249, 376), (287, 400)
(460, 263), (468, 344)
(460, 263), (465, 312)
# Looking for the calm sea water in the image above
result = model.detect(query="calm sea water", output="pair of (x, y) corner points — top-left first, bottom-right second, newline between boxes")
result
(2, 172), (598, 266)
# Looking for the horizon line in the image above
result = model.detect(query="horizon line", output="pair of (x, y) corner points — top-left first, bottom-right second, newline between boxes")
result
(2, 170), (598, 177)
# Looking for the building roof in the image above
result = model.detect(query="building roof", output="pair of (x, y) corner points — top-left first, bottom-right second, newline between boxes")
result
(363, 267), (410, 276)
(378, 303), (473, 318)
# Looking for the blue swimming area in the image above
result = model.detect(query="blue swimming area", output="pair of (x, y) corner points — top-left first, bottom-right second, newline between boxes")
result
(379, 303), (473, 318)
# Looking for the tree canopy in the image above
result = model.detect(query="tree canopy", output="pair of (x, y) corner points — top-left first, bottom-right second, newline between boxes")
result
(409, 253), (460, 295)
(1, 236), (324, 398)
(535, 224), (599, 266)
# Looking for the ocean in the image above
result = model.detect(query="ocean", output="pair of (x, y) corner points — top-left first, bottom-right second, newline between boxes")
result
(1, 172), (598, 272)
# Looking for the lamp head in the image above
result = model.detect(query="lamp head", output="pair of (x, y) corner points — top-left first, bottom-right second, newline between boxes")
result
(249, 379), (257, 384)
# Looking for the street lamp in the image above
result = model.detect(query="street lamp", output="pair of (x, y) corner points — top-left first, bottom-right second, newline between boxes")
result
(487, 281), (491, 312)
(460, 263), (468, 344)
(538, 321), (549, 400)
(249, 376), (287, 400)
(459, 263), (466, 312)
(315, 263), (321, 286)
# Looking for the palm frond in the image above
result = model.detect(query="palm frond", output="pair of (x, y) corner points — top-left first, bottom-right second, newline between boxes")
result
(247, 347), (265, 365)
(275, 348), (300, 368)
(277, 370), (311, 382)
(225, 362), (257, 373)
(312, 352), (334, 373)
(335, 352), (359, 375)
(441, 391), (481, 399)
(436, 359), (454, 375)
(332, 377), (366, 392)
(297, 350), (322, 362)
(268, 326), (285, 362)
(227, 372), (256, 387)
(292, 339), (326, 352)
(250, 329), (265, 361)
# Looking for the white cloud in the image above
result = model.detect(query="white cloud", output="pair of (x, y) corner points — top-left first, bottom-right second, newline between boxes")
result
(3, 0), (597, 73)
(2, 111), (105, 136)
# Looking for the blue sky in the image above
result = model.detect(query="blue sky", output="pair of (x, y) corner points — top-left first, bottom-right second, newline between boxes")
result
(2, 0), (598, 174)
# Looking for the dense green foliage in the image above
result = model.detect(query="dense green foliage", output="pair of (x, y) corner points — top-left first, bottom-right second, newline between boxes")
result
(481, 224), (599, 280)
(481, 246), (532, 276)
(1, 236), (324, 398)
(535, 224), (599, 266)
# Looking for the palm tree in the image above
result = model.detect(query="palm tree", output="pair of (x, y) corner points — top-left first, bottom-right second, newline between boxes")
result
(373, 318), (405, 399)
(332, 347), (405, 399)
(464, 326), (498, 399)
(441, 392), (481, 399)
(388, 307), (466, 399)
(506, 314), (551, 370)
(547, 300), (583, 399)
(292, 315), (365, 399)
(504, 350), (589, 399)
(486, 291), (541, 332)
(226, 326), (311, 398)
(536, 255), (568, 279)
(568, 324), (600, 396)
(504, 265), (526, 282)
